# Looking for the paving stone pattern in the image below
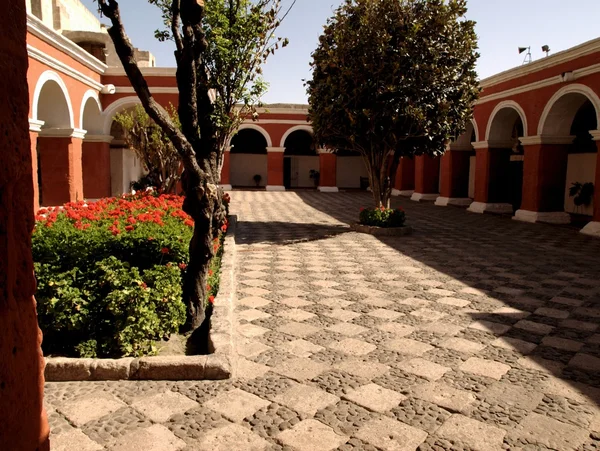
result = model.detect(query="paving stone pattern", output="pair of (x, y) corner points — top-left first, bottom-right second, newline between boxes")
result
(45, 191), (600, 450)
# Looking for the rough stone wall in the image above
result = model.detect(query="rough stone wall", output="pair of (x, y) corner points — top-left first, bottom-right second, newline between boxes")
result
(0, 0), (50, 449)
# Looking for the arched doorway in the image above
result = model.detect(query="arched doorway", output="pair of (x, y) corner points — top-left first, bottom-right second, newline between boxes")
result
(230, 128), (268, 187)
(485, 104), (526, 212)
(81, 92), (111, 199)
(282, 129), (318, 189)
(107, 116), (147, 196)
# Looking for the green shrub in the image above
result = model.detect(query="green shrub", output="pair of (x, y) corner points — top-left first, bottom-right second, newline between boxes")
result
(359, 206), (406, 228)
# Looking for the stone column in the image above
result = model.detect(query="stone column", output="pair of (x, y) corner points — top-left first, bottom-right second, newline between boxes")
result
(581, 131), (600, 237)
(220, 146), (232, 191)
(266, 146), (285, 191)
(513, 136), (572, 224)
(317, 148), (338, 192)
(0, 0), (50, 447)
(411, 154), (440, 201)
(82, 134), (112, 200)
(436, 146), (473, 207)
(391, 157), (415, 197)
(467, 141), (514, 214)
(37, 128), (86, 206)
(29, 119), (44, 213)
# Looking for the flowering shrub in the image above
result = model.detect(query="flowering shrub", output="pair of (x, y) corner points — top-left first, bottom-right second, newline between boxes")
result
(359, 206), (406, 228)
(33, 192), (226, 358)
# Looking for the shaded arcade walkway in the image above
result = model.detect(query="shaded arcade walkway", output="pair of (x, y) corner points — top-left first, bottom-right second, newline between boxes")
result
(45, 191), (600, 450)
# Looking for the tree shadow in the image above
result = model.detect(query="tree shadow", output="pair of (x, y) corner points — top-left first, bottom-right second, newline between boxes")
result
(234, 221), (350, 246)
(293, 190), (600, 407)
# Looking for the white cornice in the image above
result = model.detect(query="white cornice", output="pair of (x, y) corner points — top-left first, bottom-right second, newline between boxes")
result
(104, 67), (177, 77)
(266, 147), (285, 153)
(29, 119), (44, 132)
(472, 140), (515, 149)
(28, 44), (104, 91)
(519, 135), (575, 146)
(590, 130), (600, 141)
(39, 127), (87, 139)
(245, 119), (310, 124)
(27, 13), (107, 74)
(114, 86), (178, 94)
(480, 37), (600, 89)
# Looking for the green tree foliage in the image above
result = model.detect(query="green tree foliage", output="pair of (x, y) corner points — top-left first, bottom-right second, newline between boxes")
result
(96, 0), (291, 329)
(306, 0), (480, 207)
(114, 104), (181, 194)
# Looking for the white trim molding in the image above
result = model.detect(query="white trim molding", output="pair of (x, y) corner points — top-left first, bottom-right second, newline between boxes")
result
(411, 193), (439, 202)
(31, 70), (75, 128)
(589, 130), (600, 141)
(435, 197), (473, 207)
(537, 84), (600, 135)
(581, 221), (600, 237)
(279, 124), (313, 147)
(80, 89), (102, 131)
(114, 86), (179, 95)
(513, 210), (571, 224)
(104, 67), (177, 77)
(472, 140), (516, 149)
(229, 124), (273, 147)
(29, 118), (44, 133)
(467, 202), (513, 214)
(318, 186), (339, 193)
(266, 146), (285, 153)
(38, 127), (87, 139)
(27, 13), (107, 74)
(220, 184), (233, 191)
(392, 189), (414, 197)
(101, 96), (170, 135)
(266, 185), (285, 191)
(519, 135), (575, 146)
(485, 100), (529, 141)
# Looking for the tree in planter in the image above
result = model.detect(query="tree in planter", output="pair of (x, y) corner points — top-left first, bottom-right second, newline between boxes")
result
(306, 0), (480, 208)
(569, 182), (595, 211)
(309, 169), (320, 187)
(95, 0), (291, 330)
(114, 104), (181, 194)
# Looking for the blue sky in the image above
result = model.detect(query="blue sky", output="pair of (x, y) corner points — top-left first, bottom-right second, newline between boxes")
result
(82, 0), (600, 104)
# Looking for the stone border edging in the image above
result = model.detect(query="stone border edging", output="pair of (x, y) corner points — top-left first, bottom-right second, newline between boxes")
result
(351, 223), (413, 236)
(44, 215), (239, 381)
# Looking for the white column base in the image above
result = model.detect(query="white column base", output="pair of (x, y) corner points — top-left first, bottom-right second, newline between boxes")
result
(513, 210), (571, 224)
(318, 186), (339, 193)
(467, 202), (513, 214)
(581, 221), (600, 237)
(266, 185), (286, 192)
(220, 184), (232, 191)
(411, 192), (439, 202)
(435, 197), (473, 207)
(392, 189), (414, 197)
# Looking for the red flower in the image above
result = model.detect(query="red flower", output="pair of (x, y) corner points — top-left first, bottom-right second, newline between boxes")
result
(161, 247), (170, 254)
(206, 284), (211, 291)
(208, 269), (213, 276)
(208, 295), (215, 304)
(360, 207), (365, 212)
(221, 224), (228, 232)
(178, 262), (187, 270)
(141, 282), (148, 289)
(148, 237), (155, 241)
(125, 225), (134, 232)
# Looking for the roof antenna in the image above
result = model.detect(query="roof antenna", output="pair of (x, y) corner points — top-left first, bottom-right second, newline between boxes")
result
(518, 46), (532, 64)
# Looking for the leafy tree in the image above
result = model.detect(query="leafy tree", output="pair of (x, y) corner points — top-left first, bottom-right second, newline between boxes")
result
(96, 0), (291, 330)
(306, 0), (480, 207)
(114, 104), (181, 194)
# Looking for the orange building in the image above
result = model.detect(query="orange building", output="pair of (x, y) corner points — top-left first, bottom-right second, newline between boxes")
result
(25, 0), (600, 237)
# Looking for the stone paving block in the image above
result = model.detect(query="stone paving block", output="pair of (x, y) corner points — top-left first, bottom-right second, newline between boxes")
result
(362, 297), (395, 308)
(277, 321), (321, 338)
(333, 360), (390, 379)
(420, 322), (464, 336)
(271, 357), (328, 380)
(111, 424), (186, 451)
(241, 279), (272, 287)
(280, 339), (325, 358)
(204, 388), (270, 423)
(587, 334), (600, 344)
(236, 358), (271, 379)
(459, 357), (510, 380)
(542, 378), (591, 403)
(468, 320), (511, 335)
(568, 353), (600, 372)
(237, 341), (272, 359)
(397, 358), (451, 381)
(238, 309), (272, 322)
(377, 322), (416, 337)
(327, 322), (369, 337)
(550, 296), (584, 307)
(492, 306), (531, 320)
(277, 308), (317, 322)
(574, 307), (600, 319)
(239, 296), (271, 308)
(535, 307), (570, 319)
(440, 338), (486, 354)
(491, 337), (537, 354)
(132, 391), (199, 423)
(324, 308), (361, 322)
(355, 416), (428, 451)
(400, 298), (432, 308)
(368, 308), (404, 320)
(410, 308), (447, 322)
(343, 383), (407, 413)
(274, 383), (339, 416)
(277, 419), (348, 451)
(481, 382), (544, 410)
(429, 288), (456, 296)
(514, 320), (554, 335)
(329, 338), (377, 356)
(509, 412), (589, 450)
(320, 298), (354, 309)
(460, 287), (489, 296)
(281, 297), (313, 308)
(410, 382), (476, 413)
(57, 393), (126, 427)
(437, 414), (506, 451)
(542, 336), (584, 352)
(560, 319), (599, 332)
(238, 323), (270, 338)
(518, 356), (565, 375)
(197, 423), (270, 451)
(437, 297), (471, 307)
(50, 428), (103, 451)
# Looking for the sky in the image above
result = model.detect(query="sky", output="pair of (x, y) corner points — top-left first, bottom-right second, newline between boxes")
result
(81, 0), (600, 104)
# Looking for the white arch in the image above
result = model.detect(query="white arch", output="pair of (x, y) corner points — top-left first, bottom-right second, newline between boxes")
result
(453, 118), (479, 147)
(229, 123), (273, 147)
(485, 100), (528, 141)
(537, 83), (600, 135)
(279, 124), (314, 147)
(31, 70), (75, 128)
(471, 118), (480, 143)
(80, 89), (103, 134)
(101, 96), (172, 135)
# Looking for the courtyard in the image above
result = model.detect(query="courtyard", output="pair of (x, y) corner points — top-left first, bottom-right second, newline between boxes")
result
(45, 191), (600, 451)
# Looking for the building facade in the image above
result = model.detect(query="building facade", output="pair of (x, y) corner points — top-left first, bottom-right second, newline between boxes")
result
(25, 0), (600, 236)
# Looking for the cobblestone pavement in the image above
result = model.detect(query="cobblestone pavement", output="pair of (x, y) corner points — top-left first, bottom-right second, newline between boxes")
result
(45, 191), (600, 451)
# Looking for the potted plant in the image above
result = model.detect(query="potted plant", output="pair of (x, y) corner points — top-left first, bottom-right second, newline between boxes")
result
(253, 174), (262, 187)
(351, 206), (412, 236)
(569, 182), (594, 211)
(309, 169), (320, 187)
